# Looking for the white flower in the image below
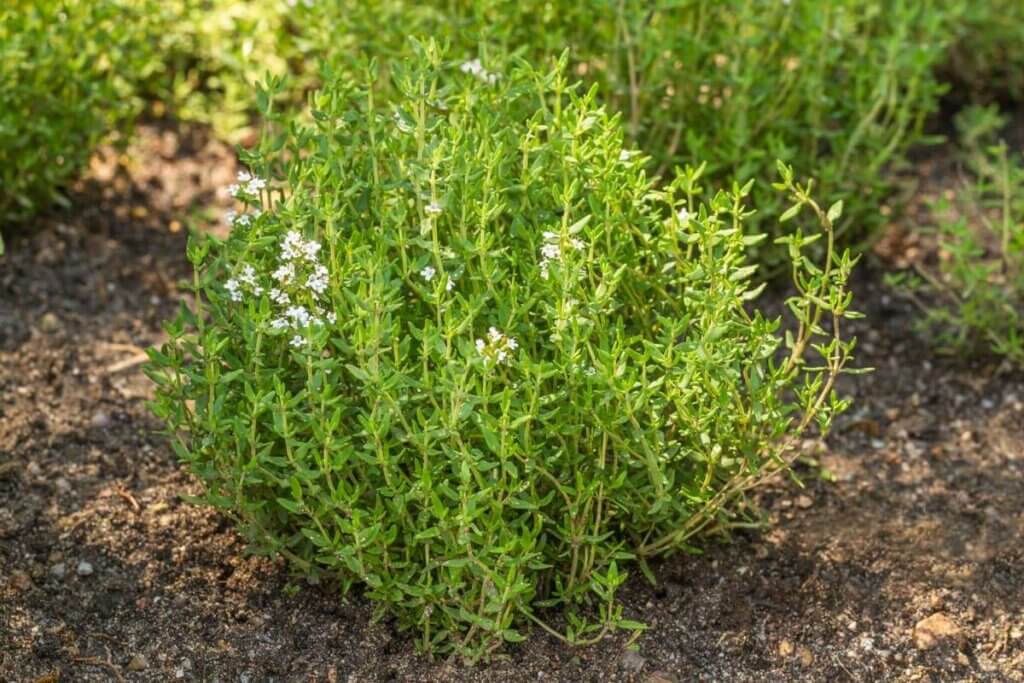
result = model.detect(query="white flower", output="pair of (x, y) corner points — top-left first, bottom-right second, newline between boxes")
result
(270, 288), (290, 306)
(272, 262), (295, 284)
(229, 169), (267, 197)
(289, 335), (306, 348)
(270, 317), (289, 331)
(460, 59), (483, 75)
(445, 276), (455, 292)
(460, 58), (499, 84)
(326, 311), (337, 324)
(420, 265), (437, 282)
(539, 231), (587, 279)
(301, 239), (321, 261)
(285, 305), (312, 327)
(540, 243), (561, 260)
(425, 201), (442, 216)
(225, 278), (242, 302)
(677, 207), (691, 224)
(280, 230), (322, 262)
(477, 326), (517, 365)
(306, 263), (329, 295)
(239, 264), (258, 287)
(619, 150), (633, 162)
(281, 231), (304, 261)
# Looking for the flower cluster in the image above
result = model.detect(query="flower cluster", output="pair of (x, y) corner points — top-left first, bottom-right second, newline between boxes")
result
(225, 264), (263, 302)
(475, 327), (518, 365)
(460, 59), (499, 85)
(539, 231), (586, 279)
(227, 169), (267, 198)
(223, 229), (336, 347)
(226, 208), (262, 229)
(420, 264), (457, 292)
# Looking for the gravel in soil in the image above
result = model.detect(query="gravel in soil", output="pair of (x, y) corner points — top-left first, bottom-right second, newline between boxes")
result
(1, 124), (1023, 682)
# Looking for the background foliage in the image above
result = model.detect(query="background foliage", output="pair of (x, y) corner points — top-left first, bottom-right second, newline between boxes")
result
(149, 0), (969, 256)
(0, 0), (160, 222)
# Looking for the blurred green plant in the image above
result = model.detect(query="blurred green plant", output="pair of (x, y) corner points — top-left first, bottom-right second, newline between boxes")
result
(0, 0), (161, 222)
(888, 105), (1024, 364)
(147, 43), (860, 660)
(140, 0), (309, 143)
(944, 0), (1024, 103)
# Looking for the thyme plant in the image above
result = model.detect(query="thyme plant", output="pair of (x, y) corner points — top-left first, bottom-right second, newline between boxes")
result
(148, 44), (860, 659)
(890, 106), (1024, 364)
(0, 0), (160, 222)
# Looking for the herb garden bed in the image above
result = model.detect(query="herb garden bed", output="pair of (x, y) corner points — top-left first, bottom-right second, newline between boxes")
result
(1, 122), (1022, 682)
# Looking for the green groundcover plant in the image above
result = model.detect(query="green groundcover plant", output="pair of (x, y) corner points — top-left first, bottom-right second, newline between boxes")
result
(147, 44), (860, 659)
(889, 106), (1024, 364)
(0, 0), (160, 222)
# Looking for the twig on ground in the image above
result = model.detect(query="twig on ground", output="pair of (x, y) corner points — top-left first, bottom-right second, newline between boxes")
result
(73, 645), (126, 683)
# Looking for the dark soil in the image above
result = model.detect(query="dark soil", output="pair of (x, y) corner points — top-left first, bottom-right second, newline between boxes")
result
(2, 124), (1022, 683)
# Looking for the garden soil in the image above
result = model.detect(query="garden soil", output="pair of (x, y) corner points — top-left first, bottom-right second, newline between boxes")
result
(1, 123), (1022, 682)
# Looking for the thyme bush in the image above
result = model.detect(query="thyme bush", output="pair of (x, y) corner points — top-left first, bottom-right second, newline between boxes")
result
(0, 0), (159, 222)
(148, 46), (859, 658)
(890, 106), (1024, 364)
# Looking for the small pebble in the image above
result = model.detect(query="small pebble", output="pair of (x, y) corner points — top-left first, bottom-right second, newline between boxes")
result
(50, 563), (66, 579)
(90, 411), (111, 429)
(76, 560), (94, 577)
(38, 312), (61, 333)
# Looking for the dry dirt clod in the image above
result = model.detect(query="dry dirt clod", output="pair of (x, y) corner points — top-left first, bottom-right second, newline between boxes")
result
(620, 649), (646, 674)
(795, 495), (814, 509)
(778, 639), (794, 657)
(126, 654), (148, 671)
(646, 673), (678, 683)
(797, 646), (814, 666)
(914, 613), (961, 650)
